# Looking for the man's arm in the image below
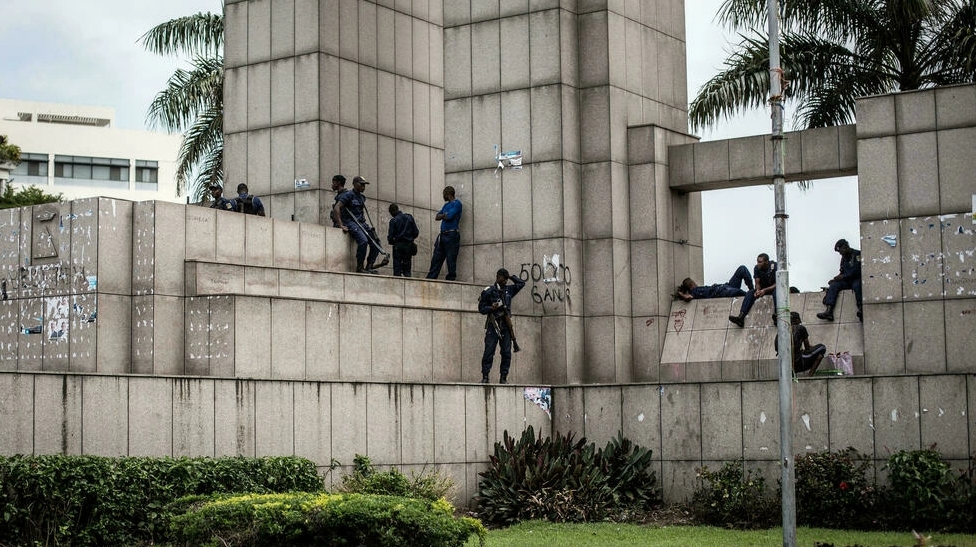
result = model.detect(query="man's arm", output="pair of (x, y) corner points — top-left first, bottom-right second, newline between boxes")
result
(332, 202), (347, 232)
(508, 275), (526, 297)
(478, 289), (496, 315)
(676, 289), (693, 302)
(253, 196), (266, 216)
(438, 200), (461, 222)
(387, 218), (396, 244)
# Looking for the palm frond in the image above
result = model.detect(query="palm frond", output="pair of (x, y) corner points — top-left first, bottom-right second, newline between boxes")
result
(139, 12), (223, 57)
(175, 106), (223, 199)
(147, 56), (223, 132)
(689, 34), (772, 131)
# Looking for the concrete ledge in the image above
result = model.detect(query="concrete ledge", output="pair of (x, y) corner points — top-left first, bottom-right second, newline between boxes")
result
(661, 291), (864, 380)
(667, 125), (857, 192)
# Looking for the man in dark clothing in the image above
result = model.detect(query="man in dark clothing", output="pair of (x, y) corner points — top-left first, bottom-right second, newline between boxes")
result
(478, 268), (526, 384)
(330, 175), (347, 228)
(208, 184), (236, 212)
(729, 253), (777, 327)
(332, 175), (389, 274)
(387, 203), (420, 277)
(776, 312), (827, 375)
(676, 265), (753, 301)
(235, 183), (266, 216)
(817, 238), (862, 321)
(426, 186), (462, 280)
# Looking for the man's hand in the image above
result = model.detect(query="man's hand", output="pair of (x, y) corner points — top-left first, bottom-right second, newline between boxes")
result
(435, 213), (445, 220)
(677, 291), (692, 302)
(492, 301), (502, 309)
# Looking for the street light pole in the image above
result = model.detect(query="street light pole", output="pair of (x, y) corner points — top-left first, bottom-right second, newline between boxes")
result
(767, 0), (796, 546)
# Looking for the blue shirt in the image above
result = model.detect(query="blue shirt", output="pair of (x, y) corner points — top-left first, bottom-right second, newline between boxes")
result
(336, 189), (368, 225)
(438, 199), (462, 232)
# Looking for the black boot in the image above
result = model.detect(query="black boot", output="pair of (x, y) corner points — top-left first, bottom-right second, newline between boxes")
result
(499, 374), (508, 384)
(728, 313), (745, 327)
(816, 305), (835, 321)
(480, 375), (489, 384)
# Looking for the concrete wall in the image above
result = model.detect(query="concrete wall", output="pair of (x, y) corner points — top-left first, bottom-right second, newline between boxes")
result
(856, 84), (976, 374)
(4, 371), (972, 505)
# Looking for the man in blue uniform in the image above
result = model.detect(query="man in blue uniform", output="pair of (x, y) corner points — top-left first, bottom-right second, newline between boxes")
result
(676, 265), (753, 302)
(426, 186), (462, 280)
(208, 184), (236, 212)
(330, 175), (347, 227)
(729, 253), (778, 327)
(478, 268), (526, 384)
(332, 175), (389, 274)
(387, 203), (420, 277)
(817, 238), (862, 321)
(235, 183), (266, 216)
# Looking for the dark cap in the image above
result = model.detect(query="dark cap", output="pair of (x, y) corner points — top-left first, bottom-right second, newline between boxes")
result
(497, 268), (510, 278)
(208, 184), (222, 190)
(352, 175), (370, 185)
(834, 238), (849, 251)
(332, 174), (346, 184)
(237, 183), (248, 193)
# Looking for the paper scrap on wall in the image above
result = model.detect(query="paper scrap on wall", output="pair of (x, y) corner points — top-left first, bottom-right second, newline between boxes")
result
(524, 387), (551, 419)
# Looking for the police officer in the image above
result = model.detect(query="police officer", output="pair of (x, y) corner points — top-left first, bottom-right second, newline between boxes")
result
(478, 268), (526, 384)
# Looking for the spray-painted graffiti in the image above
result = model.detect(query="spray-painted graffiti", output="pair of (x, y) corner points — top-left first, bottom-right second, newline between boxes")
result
(671, 309), (687, 333)
(0, 263), (95, 298)
(519, 255), (572, 308)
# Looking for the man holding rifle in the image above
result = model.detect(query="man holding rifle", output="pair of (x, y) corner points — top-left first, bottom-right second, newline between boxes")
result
(478, 268), (526, 384)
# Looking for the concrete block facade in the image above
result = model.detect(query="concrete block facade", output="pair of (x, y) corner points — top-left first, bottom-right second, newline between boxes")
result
(4, 370), (973, 504)
(856, 84), (976, 375)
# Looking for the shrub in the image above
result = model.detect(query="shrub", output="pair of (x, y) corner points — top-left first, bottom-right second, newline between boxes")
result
(0, 134), (20, 165)
(338, 454), (455, 501)
(476, 426), (661, 525)
(881, 448), (960, 532)
(0, 455), (323, 547)
(795, 448), (880, 530)
(690, 459), (779, 529)
(168, 492), (486, 547)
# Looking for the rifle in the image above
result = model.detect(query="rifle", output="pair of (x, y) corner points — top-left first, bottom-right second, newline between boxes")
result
(500, 307), (521, 353)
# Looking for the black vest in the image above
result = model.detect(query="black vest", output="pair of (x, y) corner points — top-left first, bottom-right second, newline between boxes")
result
(236, 195), (257, 215)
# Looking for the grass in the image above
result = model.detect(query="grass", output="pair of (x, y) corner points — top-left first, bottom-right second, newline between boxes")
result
(464, 521), (976, 547)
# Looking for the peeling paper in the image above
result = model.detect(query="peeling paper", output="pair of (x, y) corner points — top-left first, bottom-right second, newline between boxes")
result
(523, 387), (551, 419)
(493, 145), (523, 174)
(801, 414), (811, 431)
(759, 411), (767, 424)
(881, 234), (897, 247)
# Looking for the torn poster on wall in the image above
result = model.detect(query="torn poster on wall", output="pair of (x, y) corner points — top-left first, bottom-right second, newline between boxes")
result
(494, 145), (522, 174)
(524, 387), (551, 419)
(972, 194), (975, 224)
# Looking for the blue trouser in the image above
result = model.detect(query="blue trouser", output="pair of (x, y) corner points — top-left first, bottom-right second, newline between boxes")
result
(426, 230), (460, 280)
(391, 243), (413, 277)
(345, 221), (381, 267)
(727, 265), (754, 292)
(739, 285), (775, 316)
(481, 326), (513, 377)
(823, 279), (862, 308)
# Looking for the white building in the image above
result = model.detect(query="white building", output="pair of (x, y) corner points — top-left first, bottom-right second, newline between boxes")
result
(0, 99), (184, 202)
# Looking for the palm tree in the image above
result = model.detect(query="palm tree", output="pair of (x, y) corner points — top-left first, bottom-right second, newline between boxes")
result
(690, 0), (976, 131)
(140, 12), (224, 201)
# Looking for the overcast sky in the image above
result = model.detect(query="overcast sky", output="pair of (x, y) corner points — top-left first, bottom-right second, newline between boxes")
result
(0, 0), (858, 291)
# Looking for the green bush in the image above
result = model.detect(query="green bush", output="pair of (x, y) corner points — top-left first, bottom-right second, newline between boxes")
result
(476, 426), (661, 525)
(0, 184), (63, 209)
(881, 448), (961, 532)
(795, 448), (880, 530)
(690, 460), (779, 529)
(168, 492), (486, 547)
(338, 454), (455, 501)
(0, 455), (323, 547)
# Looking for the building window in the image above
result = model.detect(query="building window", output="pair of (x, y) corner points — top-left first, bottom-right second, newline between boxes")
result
(135, 160), (158, 184)
(54, 155), (128, 188)
(12, 153), (48, 177)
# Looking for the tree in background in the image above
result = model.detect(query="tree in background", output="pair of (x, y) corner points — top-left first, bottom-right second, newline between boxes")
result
(0, 185), (63, 209)
(140, 12), (223, 202)
(690, 0), (976, 131)
(0, 134), (21, 165)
